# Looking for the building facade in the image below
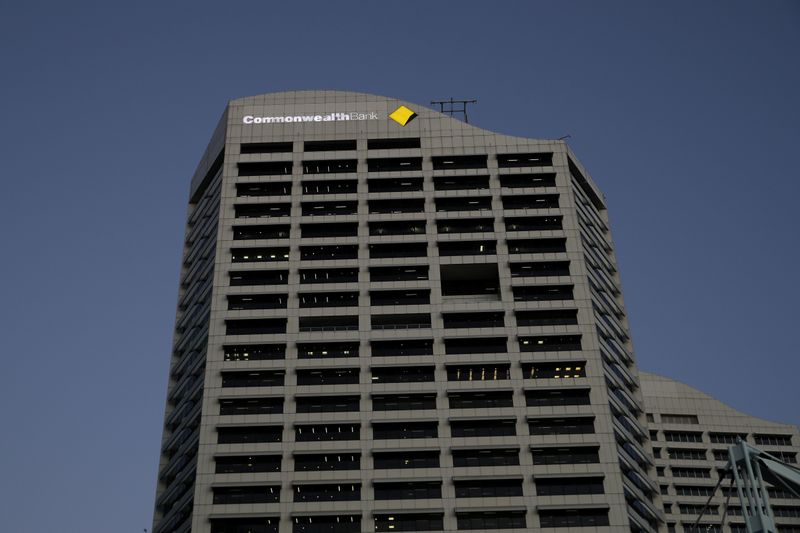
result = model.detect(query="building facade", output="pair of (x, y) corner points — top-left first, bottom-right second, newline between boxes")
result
(640, 372), (800, 533)
(152, 91), (664, 533)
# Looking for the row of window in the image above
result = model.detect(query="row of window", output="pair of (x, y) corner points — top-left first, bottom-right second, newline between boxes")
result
(215, 445), (600, 472)
(218, 389), (590, 413)
(235, 173), (557, 197)
(210, 507), (609, 533)
(215, 417), (596, 443)
(652, 429), (793, 447)
(211, 476), (605, 504)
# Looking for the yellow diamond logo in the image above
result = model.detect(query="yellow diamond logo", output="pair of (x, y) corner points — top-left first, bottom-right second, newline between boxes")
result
(389, 105), (417, 126)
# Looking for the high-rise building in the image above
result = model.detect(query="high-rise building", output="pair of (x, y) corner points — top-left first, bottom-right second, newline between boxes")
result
(153, 91), (665, 533)
(640, 372), (800, 533)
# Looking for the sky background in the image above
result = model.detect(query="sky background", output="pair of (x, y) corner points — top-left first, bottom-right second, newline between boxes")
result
(0, 1), (798, 532)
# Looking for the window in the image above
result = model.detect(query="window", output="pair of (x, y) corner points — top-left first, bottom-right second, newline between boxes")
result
(304, 139), (356, 152)
(443, 312), (504, 328)
(221, 370), (285, 388)
(508, 238), (567, 254)
(223, 344), (286, 361)
(300, 244), (358, 260)
(449, 391), (514, 409)
(435, 196), (492, 212)
(531, 446), (600, 465)
(445, 337), (507, 355)
(667, 448), (706, 461)
(528, 417), (595, 435)
(293, 515), (360, 533)
(538, 509), (609, 528)
(217, 426), (282, 444)
(374, 481), (442, 500)
(368, 198), (424, 214)
(709, 432), (747, 444)
(446, 364), (510, 381)
(754, 434), (793, 446)
(535, 476), (604, 495)
(233, 224), (290, 240)
(225, 318), (287, 335)
(525, 388), (590, 407)
(369, 220), (426, 236)
(438, 240), (497, 256)
(234, 203), (291, 218)
(294, 424), (359, 442)
(505, 216), (563, 231)
(302, 179), (357, 195)
(371, 366), (435, 383)
(370, 265), (428, 281)
(213, 485), (280, 504)
(230, 270), (289, 286)
(301, 201), (357, 216)
(440, 263), (500, 298)
(236, 182), (292, 196)
(436, 217), (495, 234)
(371, 313), (431, 330)
(295, 395), (359, 413)
(451, 419), (516, 437)
(367, 157), (423, 172)
(671, 467), (711, 479)
(369, 242), (427, 258)
(519, 335), (581, 352)
(301, 222), (358, 238)
(679, 504), (717, 516)
(298, 315), (358, 332)
(374, 513), (443, 532)
(237, 161), (292, 176)
(240, 141), (292, 154)
(502, 194), (559, 210)
(510, 261), (570, 277)
(302, 159), (357, 174)
(367, 137), (421, 150)
(293, 483), (360, 502)
(452, 448), (519, 467)
(299, 291), (359, 308)
(454, 479), (523, 498)
(299, 268), (358, 284)
(297, 342), (359, 359)
(661, 414), (699, 425)
(296, 368), (359, 386)
(499, 173), (556, 188)
(432, 154), (487, 170)
(513, 285), (574, 302)
(370, 289), (430, 306)
(433, 175), (490, 190)
(372, 393), (437, 411)
(373, 450), (439, 469)
(456, 511), (526, 530)
(294, 453), (360, 471)
(231, 247), (289, 263)
(371, 339), (433, 357)
(497, 152), (553, 168)
(214, 455), (280, 474)
(522, 361), (586, 379)
(211, 518), (279, 533)
(367, 177), (423, 193)
(675, 485), (715, 497)
(373, 421), (438, 440)
(219, 397), (283, 415)
(664, 431), (703, 443)
(227, 294), (287, 310)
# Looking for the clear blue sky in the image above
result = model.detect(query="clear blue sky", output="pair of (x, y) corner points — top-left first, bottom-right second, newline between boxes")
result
(0, 2), (797, 531)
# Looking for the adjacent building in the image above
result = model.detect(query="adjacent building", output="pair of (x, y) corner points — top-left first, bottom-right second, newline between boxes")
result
(153, 90), (666, 533)
(640, 372), (800, 533)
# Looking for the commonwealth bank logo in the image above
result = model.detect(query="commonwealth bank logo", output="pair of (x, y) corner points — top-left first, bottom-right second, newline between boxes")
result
(389, 105), (417, 126)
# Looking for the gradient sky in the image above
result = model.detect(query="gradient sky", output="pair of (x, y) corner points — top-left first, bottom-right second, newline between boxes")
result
(0, 2), (798, 532)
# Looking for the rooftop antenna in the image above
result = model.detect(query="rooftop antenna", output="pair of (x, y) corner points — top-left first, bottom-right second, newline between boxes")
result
(431, 98), (478, 123)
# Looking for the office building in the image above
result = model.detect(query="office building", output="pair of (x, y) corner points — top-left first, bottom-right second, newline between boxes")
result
(152, 90), (664, 533)
(640, 372), (800, 533)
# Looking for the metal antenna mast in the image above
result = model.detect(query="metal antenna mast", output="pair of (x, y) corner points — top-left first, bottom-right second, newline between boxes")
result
(431, 98), (478, 123)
